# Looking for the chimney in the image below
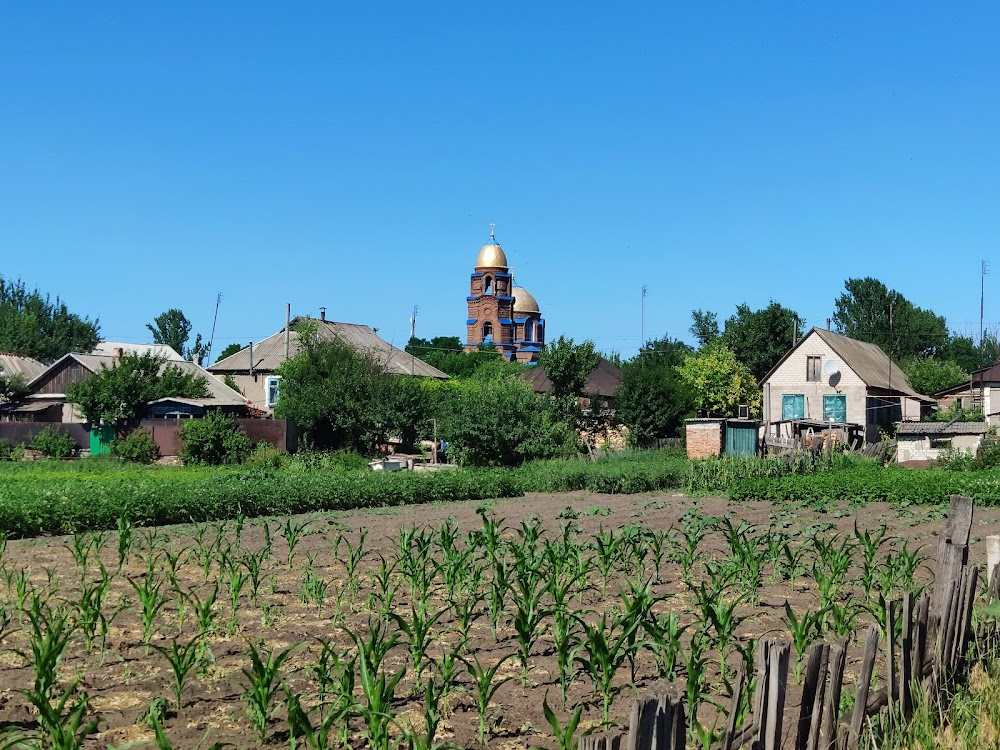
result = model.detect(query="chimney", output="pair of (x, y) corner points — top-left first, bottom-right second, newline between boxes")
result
(319, 307), (327, 322)
(114, 347), (123, 357)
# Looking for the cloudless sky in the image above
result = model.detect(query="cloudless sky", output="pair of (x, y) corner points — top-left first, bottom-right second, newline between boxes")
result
(2, 3), (999, 360)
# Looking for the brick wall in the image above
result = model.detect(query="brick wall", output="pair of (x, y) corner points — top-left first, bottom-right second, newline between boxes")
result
(686, 420), (723, 459)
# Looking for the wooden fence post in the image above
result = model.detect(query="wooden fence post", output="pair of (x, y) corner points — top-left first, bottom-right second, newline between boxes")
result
(846, 626), (879, 750)
(819, 640), (847, 750)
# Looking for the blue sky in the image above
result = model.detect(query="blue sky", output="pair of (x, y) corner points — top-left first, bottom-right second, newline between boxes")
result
(2, 3), (999, 360)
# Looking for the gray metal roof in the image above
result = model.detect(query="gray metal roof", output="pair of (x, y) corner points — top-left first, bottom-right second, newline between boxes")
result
(0, 353), (46, 381)
(522, 358), (623, 397)
(93, 342), (184, 361)
(895, 421), (988, 435)
(28, 354), (247, 407)
(763, 328), (931, 402)
(208, 318), (449, 380)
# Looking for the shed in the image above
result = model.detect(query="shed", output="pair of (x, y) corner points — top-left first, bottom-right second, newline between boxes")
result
(895, 421), (988, 463)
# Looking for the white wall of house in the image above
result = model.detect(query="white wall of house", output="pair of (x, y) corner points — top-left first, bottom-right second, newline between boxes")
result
(897, 433), (983, 462)
(763, 332), (868, 429)
(221, 373), (277, 413)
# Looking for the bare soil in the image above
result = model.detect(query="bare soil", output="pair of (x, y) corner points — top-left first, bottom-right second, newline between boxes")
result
(1, 490), (998, 749)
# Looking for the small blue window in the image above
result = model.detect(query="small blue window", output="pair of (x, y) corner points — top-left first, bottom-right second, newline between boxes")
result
(781, 394), (805, 420)
(823, 394), (847, 423)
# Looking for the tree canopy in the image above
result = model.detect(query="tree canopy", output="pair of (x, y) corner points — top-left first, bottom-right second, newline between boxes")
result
(689, 310), (720, 348)
(404, 336), (515, 379)
(720, 302), (801, 382)
(833, 277), (948, 359)
(677, 342), (761, 418)
(899, 357), (969, 396)
(617, 337), (694, 445)
(215, 343), (245, 363)
(0, 276), (100, 361)
(66, 353), (209, 436)
(146, 308), (210, 363)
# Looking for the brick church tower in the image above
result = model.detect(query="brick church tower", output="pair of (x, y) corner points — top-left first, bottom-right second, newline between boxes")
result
(465, 227), (545, 363)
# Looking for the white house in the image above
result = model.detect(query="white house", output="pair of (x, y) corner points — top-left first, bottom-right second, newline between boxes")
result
(761, 328), (933, 444)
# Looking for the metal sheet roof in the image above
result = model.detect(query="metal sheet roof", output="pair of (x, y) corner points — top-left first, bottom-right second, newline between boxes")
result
(896, 421), (988, 435)
(763, 328), (933, 402)
(92, 342), (184, 361)
(0, 353), (46, 381)
(207, 318), (449, 379)
(28, 354), (247, 407)
(522, 358), (623, 398)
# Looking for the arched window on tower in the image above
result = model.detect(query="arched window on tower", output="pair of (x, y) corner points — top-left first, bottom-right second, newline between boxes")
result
(525, 319), (534, 342)
(483, 276), (493, 295)
(482, 321), (493, 344)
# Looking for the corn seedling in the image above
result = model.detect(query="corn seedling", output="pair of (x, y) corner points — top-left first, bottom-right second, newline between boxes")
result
(391, 604), (446, 683)
(783, 600), (825, 680)
(463, 652), (516, 744)
(540, 691), (583, 750)
(130, 571), (167, 648)
(574, 612), (641, 727)
(349, 619), (407, 750)
(152, 634), (203, 711)
(241, 639), (301, 744)
(280, 518), (311, 568)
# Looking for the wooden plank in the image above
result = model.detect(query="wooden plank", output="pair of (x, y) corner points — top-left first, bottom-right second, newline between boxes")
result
(655, 693), (672, 750)
(820, 640), (847, 750)
(627, 695), (659, 750)
(722, 662), (746, 750)
(753, 639), (772, 750)
(805, 644), (830, 750)
(763, 641), (790, 750)
(953, 566), (980, 671)
(672, 697), (687, 750)
(901, 591), (914, 719)
(946, 494), (974, 547)
(933, 542), (966, 624)
(915, 591), (930, 681)
(795, 642), (826, 750)
(886, 598), (898, 719)
(846, 627), (879, 750)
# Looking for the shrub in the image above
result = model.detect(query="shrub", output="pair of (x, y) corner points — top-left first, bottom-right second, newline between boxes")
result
(247, 442), (284, 469)
(0, 439), (24, 461)
(110, 430), (159, 464)
(29, 426), (76, 459)
(180, 412), (252, 466)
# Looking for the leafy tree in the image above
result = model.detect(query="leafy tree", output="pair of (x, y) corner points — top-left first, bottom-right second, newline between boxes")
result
(936, 332), (1000, 373)
(677, 342), (761, 417)
(720, 302), (801, 382)
(689, 310), (720, 348)
(833, 278), (947, 359)
(0, 276), (100, 361)
(146, 308), (210, 363)
(899, 357), (968, 396)
(275, 328), (430, 453)
(432, 377), (577, 467)
(0, 372), (28, 403)
(216, 343), (245, 363)
(617, 337), (694, 446)
(404, 336), (512, 379)
(66, 352), (209, 436)
(537, 335), (600, 425)
(147, 309), (193, 356)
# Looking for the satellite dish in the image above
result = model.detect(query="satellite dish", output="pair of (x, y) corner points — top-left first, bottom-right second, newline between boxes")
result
(823, 359), (840, 376)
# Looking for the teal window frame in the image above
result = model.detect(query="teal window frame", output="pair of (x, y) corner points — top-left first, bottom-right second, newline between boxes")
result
(265, 376), (281, 408)
(823, 394), (847, 423)
(781, 394), (805, 420)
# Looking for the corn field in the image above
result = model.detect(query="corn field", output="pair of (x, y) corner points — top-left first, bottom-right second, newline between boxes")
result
(0, 493), (994, 749)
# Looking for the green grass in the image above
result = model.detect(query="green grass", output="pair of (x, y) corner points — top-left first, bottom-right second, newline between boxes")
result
(0, 450), (689, 537)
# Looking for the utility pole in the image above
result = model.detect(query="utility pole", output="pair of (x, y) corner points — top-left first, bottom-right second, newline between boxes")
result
(640, 285), (647, 348)
(982, 260), (990, 345)
(791, 314), (798, 347)
(206, 292), (222, 364)
(410, 305), (418, 340)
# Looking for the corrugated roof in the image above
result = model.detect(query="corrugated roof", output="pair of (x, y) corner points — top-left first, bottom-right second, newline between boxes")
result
(207, 318), (449, 380)
(0, 353), (46, 381)
(896, 421), (988, 435)
(93, 342), (184, 361)
(763, 328), (932, 402)
(522, 358), (623, 398)
(27, 354), (247, 407)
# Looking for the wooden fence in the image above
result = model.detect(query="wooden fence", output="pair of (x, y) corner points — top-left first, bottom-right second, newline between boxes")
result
(582, 495), (998, 750)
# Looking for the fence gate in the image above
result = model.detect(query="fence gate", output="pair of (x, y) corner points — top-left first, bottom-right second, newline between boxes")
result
(725, 421), (758, 456)
(89, 426), (114, 456)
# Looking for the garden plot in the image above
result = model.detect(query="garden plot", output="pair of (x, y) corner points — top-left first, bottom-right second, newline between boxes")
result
(0, 491), (997, 749)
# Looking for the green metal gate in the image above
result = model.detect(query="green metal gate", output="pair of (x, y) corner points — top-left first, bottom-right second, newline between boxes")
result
(725, 421), (758, 457)
(89, 426), (114, 456)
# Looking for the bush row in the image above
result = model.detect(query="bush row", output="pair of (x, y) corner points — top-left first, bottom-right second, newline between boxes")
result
(728, 463), (1000, 506)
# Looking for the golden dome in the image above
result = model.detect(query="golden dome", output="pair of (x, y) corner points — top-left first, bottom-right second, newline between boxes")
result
(512, 285), (540, 314)
(476, 240), (508, 269)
